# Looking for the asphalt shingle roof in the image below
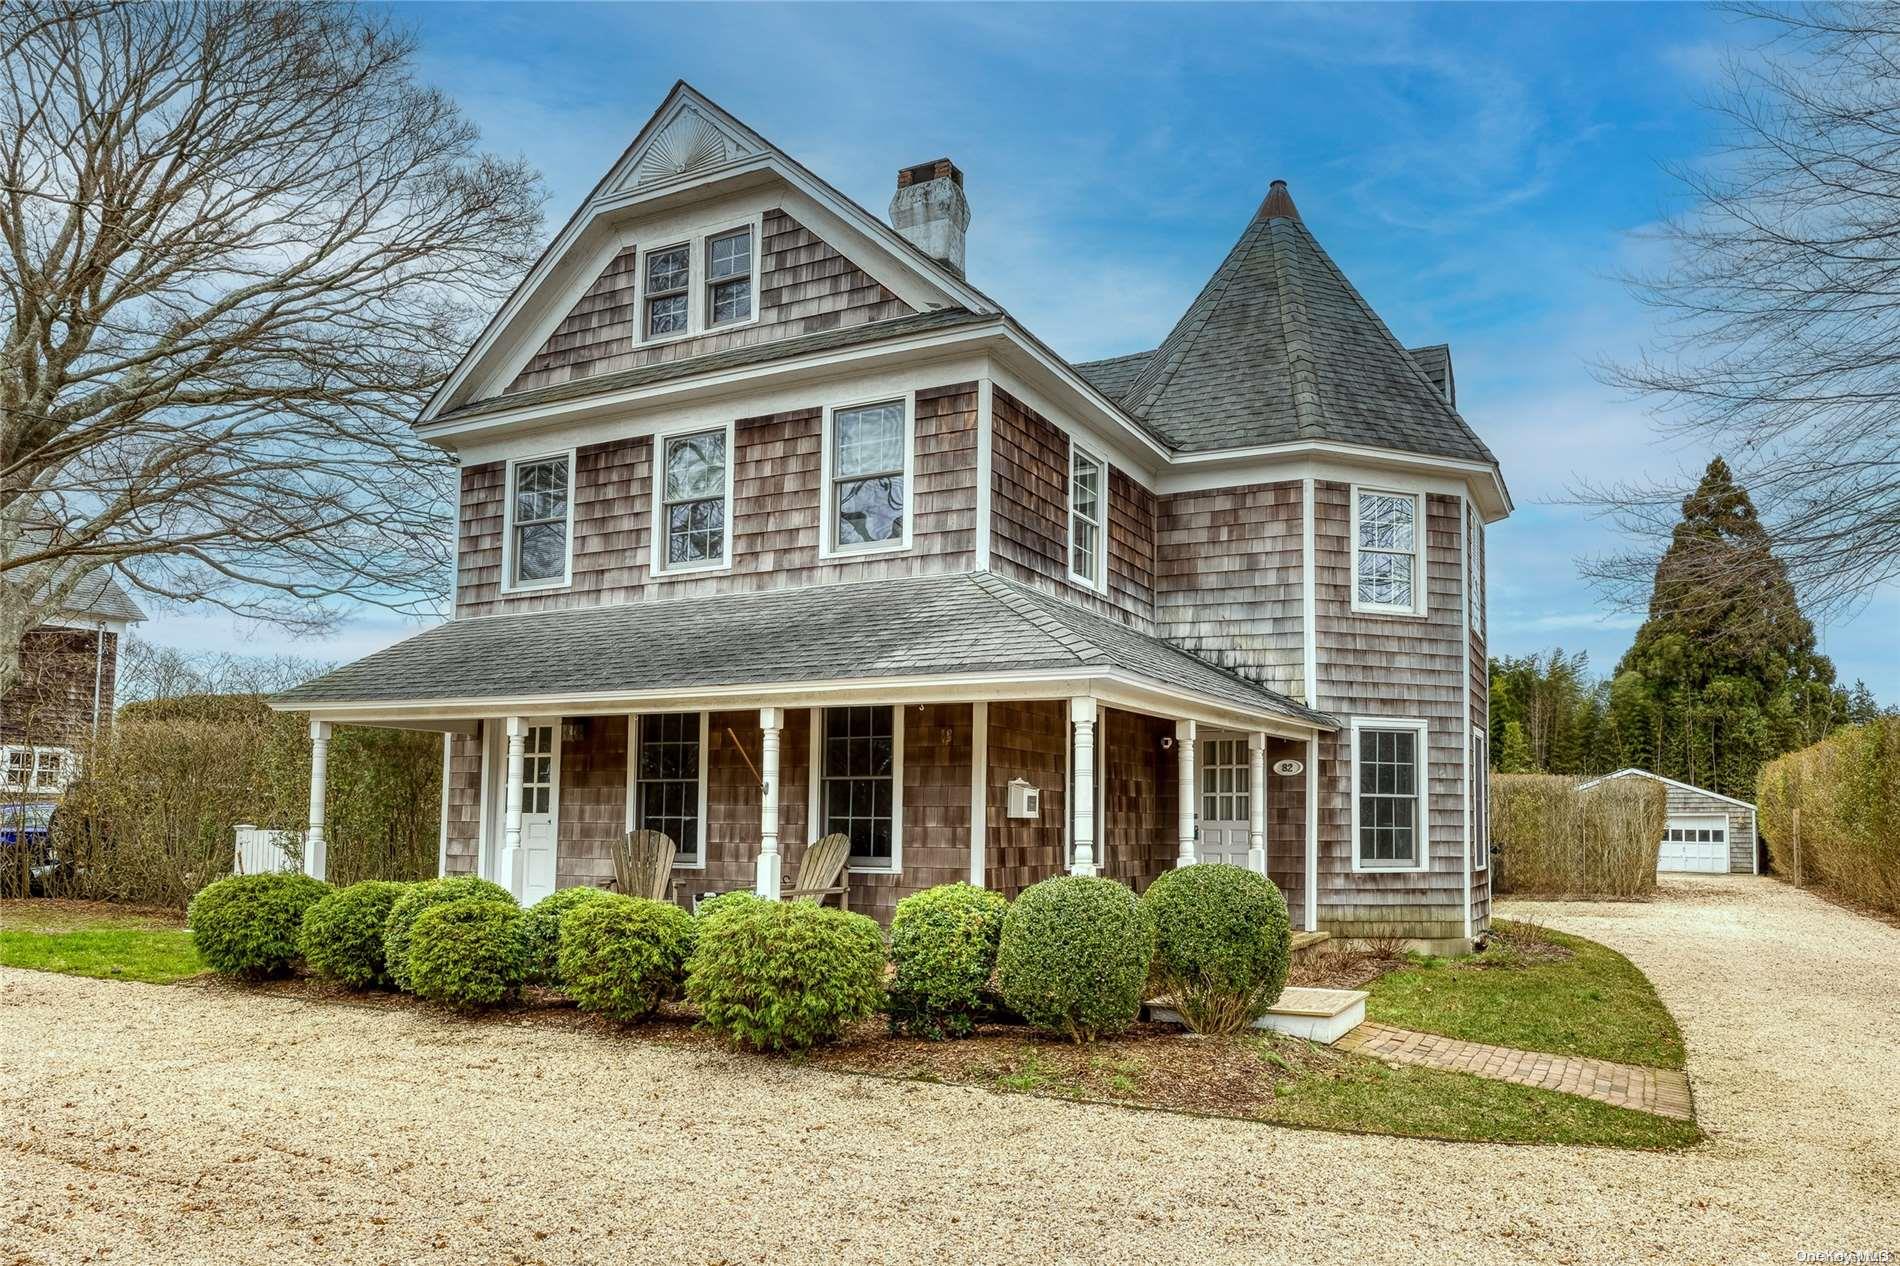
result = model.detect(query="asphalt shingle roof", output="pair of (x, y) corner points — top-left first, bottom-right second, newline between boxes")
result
(59, 571), (146, 623)
(275, 572), (1333, 729)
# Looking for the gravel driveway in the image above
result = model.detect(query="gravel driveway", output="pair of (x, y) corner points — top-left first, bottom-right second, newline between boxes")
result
(2, 875), (1894, 1265)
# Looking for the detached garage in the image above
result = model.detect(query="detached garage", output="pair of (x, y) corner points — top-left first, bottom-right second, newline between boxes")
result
(1578, 769), (1759, 875)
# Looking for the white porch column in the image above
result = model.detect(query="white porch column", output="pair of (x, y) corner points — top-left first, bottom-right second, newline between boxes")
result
(500, 716), (528, 899)
(755, 707), (783, 897)
(1176, 719), (1198, 867)
(305, 719), (331, 881)
(1069, 697), (1098, 877)
(1248, 732), (1268, 875)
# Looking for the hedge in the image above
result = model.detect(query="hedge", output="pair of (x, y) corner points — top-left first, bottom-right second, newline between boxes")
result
(886, 883), (1010, 1039)
(556, 895), (697, 1022)
(1492, 773), (1664, 898)
(300, 880), (410, 989)
(685, 899), (886, 1052)
(384, 875), (516, 992)
(520, 886), (618, 985)
(996, 876), (1151, 1042)
(1758, 718), (1900, 913)
(406, 898), (526, 1010)
(1143, 864), (1289, 1035)
(187, 871), (333, 979)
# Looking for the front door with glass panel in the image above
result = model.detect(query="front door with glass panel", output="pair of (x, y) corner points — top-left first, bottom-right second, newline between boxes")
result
(516, 722), (560, 903)
(1199, 734), (1256, 871)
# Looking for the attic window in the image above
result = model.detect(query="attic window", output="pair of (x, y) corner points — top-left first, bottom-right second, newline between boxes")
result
(706, 228), (752, 326)
(645, 244), (690, 338)
(1351, 486), (1425, 616)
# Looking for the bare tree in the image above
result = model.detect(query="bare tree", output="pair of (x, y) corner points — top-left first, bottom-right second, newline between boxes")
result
(0, 1), (544, 687)
(1583, 2), (1900, 619)
(115, 636), (330, 704)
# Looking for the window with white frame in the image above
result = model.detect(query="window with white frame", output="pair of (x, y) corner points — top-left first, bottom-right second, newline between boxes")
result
(509, 455), (570, 587)
(1069, 447), (1106, 589)
(660, 429), (728, 568)
(644, 243), (691, 338)
(1353, 487), (1423, 614)
(1471, 732), (1489, 871)
(635, 713), (701, 865)
(1470, 519), (1485, 637)
(822, 706), (896, 867)
(705, 227), (752, 327)
(1355, 722), (1424, 868)
(1, 745), (75, 794)
(830, 400), (907, 550)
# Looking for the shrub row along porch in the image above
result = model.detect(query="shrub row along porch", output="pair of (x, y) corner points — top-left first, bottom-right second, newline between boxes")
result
(274, 573), (1334, 927)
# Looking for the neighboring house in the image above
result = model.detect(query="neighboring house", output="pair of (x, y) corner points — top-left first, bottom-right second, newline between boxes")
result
(1579, 768), (1759, 875)
(276, 83), (1511, 951)
(1, 572), (145, 798)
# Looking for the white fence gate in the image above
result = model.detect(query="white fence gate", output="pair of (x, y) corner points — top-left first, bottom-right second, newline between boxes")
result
(232, 824), (298, 875)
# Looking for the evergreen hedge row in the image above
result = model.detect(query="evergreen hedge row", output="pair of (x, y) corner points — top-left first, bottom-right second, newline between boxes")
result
(1757, 718), (1900, 914)
(1491, 773), (1665, 898)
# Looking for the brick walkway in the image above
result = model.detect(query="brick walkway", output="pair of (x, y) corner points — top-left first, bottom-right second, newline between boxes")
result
(1334, 1022), (1695, 1120)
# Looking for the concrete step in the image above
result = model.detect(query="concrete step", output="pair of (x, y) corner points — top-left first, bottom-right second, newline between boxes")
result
(1288, 930), (1332, 960)
(1147, 986), (1368, 1046)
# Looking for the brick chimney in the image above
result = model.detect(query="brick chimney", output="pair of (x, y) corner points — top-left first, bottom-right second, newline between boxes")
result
(889, 158), (970, 279)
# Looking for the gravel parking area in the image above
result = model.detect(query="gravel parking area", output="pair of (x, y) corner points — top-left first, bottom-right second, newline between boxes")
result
(2, 875), (1895, 1265)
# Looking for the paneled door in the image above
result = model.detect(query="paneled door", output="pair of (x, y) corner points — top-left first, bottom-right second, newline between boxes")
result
(1199, 734), (1256, 871)
(517, 721), (560, 904)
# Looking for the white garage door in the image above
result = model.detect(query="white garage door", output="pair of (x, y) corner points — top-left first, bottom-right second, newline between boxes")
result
(1660, 815), (1728, 873)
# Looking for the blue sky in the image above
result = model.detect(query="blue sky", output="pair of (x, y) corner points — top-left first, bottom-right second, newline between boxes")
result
(143, 1), (1899, 699)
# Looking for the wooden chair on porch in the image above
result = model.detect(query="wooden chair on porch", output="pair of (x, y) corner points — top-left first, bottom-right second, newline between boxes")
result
(785, 832), (851, 909)
(612, 829), (678, 902)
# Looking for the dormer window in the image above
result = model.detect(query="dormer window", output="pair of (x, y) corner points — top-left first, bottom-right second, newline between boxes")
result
(1351, 485), (1425, 616)
(1069, 447), (1106, 590)
(706, 228), (752, 326)
(644, 244), (690, 338)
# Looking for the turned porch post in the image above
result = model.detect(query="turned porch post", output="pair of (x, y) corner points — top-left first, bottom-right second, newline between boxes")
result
(1176, 719), (1198, 867)
(500, 716), (528, 898)
(1069, 697), (1099, 877)
(755, 707), (783, 897)
(1248, 731), (1268, 875)
(305, 719), (331, 881)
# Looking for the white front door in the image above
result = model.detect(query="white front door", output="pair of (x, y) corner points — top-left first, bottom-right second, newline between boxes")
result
(516, 721), (560, 903)
(1659, 815), (1727, 874)
(1198, 733), (1256, 871)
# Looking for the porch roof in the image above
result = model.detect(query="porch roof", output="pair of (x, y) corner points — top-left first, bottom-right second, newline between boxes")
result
(273, 572), (1335, 732)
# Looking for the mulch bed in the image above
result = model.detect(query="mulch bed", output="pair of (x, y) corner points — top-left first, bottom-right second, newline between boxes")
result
(1289, 945), (1409, 990)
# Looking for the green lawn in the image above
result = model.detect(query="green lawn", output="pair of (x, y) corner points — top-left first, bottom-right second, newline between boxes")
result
(1365, 920), (1686, 1069)
(0, 900), (205, 984)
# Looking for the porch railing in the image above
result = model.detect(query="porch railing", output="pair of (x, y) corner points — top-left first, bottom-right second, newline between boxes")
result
(232, 824), (297, 876)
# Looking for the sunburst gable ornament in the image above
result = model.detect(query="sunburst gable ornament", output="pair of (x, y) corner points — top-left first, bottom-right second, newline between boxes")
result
(632, 106), (741, 186)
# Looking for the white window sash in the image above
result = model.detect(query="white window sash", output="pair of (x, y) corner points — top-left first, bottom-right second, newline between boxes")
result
(500, 450), (576, 593)
(1349, 717), (1430, 873)
(1350, 486), (1425, 616)
(1068, 446), (1107, 590)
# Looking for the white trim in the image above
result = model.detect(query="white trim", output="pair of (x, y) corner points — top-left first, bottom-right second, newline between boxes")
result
(498, 449), (578, 594)
(702, 216), (764, 335)
(648, 417), (737, 578)
(1459, 494), (1472, 941)
(437, 731), (453, 879)
(627, 711), (712, 869)
(1348, 484), (1427, 619)
(1471, 731), (1490, 873)
(970, 701), (988, 887)
(1067, 443), (1109, 593)
(0, 745), (78, 795)
(1348, 715), (1432, 874)
(810, 703), (905, 875)
(41, 615), (132, 637)
(476, 721), (494, 881)
(1158, 440), (1511, 520)
(1578, 767), (1758, 811)
(632, 211), (765, 349)
(819, 391), (917, 560)
(1304, 735), (1319, 934)
(1301, 476), (1318, 706)
(973, 378), (994, 570)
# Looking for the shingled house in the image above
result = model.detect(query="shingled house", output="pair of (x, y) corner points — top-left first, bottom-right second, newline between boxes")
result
(277, 83), (1510, 951)
(2, 572), (144, 799)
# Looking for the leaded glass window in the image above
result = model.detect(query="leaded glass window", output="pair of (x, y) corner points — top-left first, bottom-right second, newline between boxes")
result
(1355, 489), (1419, 611)
(662, 430), (727, 566)
(511, 456), (569, 585)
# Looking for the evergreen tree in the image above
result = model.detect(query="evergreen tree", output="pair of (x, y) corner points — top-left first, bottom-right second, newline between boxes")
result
(1497, 721), (1535, 773)
(1609, 458), (1840, 798)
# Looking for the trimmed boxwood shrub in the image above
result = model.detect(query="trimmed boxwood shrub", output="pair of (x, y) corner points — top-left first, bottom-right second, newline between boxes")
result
(300, 880), (411, 989)
(187, 871), (333, 979)
(1142, 863), (1290, 1035)
(383, 875), (515, 992)
(556, 894), (697, 1022)
(693, 889), (761, 925)
(886, 883), (1010, 1039)
(406, 897), (526, 1010)
(996, 875), (1151, 1042)
(685, 899), (886, 1052)
(520, 886), (618, 985)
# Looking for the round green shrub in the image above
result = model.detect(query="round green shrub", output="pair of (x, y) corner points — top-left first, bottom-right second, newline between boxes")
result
(556, 894), (697, 1022)
(996, 875), (1151, 1042)
(685, 899), (886, 1052)
(406, 897), (526, 1010)
(299, 880), (411, 989)
(187, 871), (333, 980)
(519, 886), (618, 985)
(693, 889), (761, 925)
(886, 883), (1010, 1039)
(383, 875), (516, 992)
(1142, 863), (1291, 1035)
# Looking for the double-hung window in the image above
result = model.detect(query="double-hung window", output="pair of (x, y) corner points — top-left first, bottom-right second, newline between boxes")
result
(1352, 487), (1424, 615)
(1069, 448), (1105, 589)
(705, 228), (752, 327)
(1, 747), (33, 792)
(1354, 720), (1426, 869)
(645, 243), (690, 338)
(1471, 732), (1489, 871)
(509, 455), (571, 588)
(829, 400), (907, 551)
(822, 706), (898, 869)
(660, 428), (728, 568)
(635, 713), (702, 866)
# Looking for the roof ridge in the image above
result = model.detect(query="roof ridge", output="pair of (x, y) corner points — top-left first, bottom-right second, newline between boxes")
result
(1120, 215), (1271, 417)
(969, 573), (1106, 665)
(1268, 219), (1326, 441)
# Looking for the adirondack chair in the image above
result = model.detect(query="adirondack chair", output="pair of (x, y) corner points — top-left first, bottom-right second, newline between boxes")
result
(785, 832), (851, 909)
(612, 829), (678, 902)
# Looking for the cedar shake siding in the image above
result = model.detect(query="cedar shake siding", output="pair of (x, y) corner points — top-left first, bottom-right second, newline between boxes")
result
(1154, 481), (1305, 699)
(2, 627), (116, 751)
(443, 728), (484, 878)
(506, 208), (913, 395)
(1100, 708), (1176, 895)
(988, 388), (1157, 628)
(456, 382), (978, 617)
(1311, 483), (1469, 943)
(1469, 504), (1491, 930)
(983, 700), (1068, 900)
